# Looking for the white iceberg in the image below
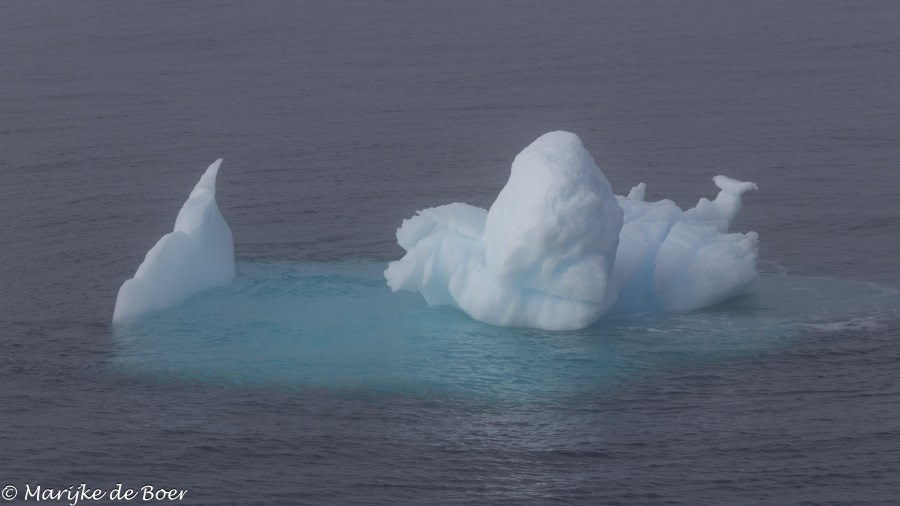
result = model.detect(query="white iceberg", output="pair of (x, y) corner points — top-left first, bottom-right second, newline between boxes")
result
(613, 175), (758, 314)
(113, 159), (235, 324)
(385, 131), (758, 330)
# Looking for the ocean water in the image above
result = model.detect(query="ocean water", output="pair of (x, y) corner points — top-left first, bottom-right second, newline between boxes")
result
(2, 1), (900, 504)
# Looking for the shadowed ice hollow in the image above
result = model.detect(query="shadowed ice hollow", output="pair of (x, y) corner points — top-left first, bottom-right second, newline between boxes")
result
(385, 131), (759, 330)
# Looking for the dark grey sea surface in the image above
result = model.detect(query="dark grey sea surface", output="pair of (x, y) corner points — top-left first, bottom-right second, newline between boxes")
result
(2, 1), (899, 504)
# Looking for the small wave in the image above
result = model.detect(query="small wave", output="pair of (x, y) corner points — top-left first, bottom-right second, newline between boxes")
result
(803, 309), (898, 333)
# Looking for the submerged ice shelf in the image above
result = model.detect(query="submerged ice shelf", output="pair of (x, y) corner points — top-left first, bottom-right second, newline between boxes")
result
(112, 260), (900, 399)
(386, 131), (759, 330)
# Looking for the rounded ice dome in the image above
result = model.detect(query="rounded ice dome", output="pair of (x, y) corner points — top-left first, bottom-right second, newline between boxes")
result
(484, 131), (622, 306)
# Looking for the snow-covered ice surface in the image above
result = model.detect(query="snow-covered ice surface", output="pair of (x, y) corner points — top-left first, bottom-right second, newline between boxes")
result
(385, 132), (759, 330)
(112, 159), (235, 324)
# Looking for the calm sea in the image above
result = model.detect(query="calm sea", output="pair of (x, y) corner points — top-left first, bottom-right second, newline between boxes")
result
(2, 1), (899, 504)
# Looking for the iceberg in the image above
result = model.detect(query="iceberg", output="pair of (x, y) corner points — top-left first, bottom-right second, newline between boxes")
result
(113, 159), (235, 324)
(385, 131), (758, 330)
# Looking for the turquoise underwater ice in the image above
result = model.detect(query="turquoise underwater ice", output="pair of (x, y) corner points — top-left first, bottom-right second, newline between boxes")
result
(112, 260), (898, 400)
